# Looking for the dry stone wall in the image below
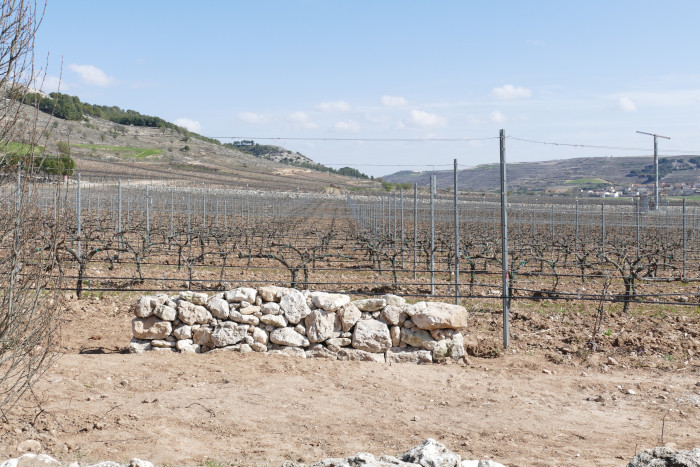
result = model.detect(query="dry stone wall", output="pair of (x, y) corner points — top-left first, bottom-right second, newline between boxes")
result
(130, 286), (470, 364)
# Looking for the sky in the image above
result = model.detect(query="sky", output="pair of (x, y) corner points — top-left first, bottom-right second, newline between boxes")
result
(32, 1), (700, 177)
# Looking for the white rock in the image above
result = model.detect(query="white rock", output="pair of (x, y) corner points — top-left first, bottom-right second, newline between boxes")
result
(400, 328), (437, 350)
(258, 285), (286, 302)
(192, 326), (213, 346)
(179, 342), (200, 353)
(240, 305), (260, 315)
(450, 333), (465, 359)
(132, 317), (172, 340)
(151, 339), (176, 348)
(177, 301), (213, 326)
(380, 305), (405, 326)
(211, 323), (248, 348)
(128, 338), (152, 354)
(251, 342), (267, 352)
(390, 325), (401, 347)
(207, 297), (230, 319)
(280, 289), (312, 324)
(133, 295), (155, 318)
(430, 328), (459, 340)
(153, 304), (177, 321)
(338, 348), (385, 363)
(252, 327), (269, 344)
(305, 309), (340, 343)
(225, 287), (257, 303)
(128, 459), (154, 467)
(337, 303), (361, 332)
(326, 337), (351, 348)
(352, 298), (386, 312)
(179, 291), (208, 306)
(311, 292), (351, 312)
(386, 347), (433, 364)
(432, 339), (451, 360)
(237, 314), (260, 326)
(176, 339), (194, 351)
(306, 344), (338, 359)
(407, 301), (469, 330)
(260, 314), (288, 327)
(399, 438), (461, 467)
(2, 453), (61, 466)
(260, 302), (282, 315)
(352, 320), (392, 353)
(172, 325), (192, 340)
(278, 347), (307, 358)
(382, 294), (406, 307)
(270, 328), (310, 347)
(352, 298), (387, 312)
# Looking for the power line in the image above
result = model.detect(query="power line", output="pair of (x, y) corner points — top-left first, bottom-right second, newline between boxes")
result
(206, 136), (500, 142)
(508, 135), (700, 154)
(508, 136), (649, 152)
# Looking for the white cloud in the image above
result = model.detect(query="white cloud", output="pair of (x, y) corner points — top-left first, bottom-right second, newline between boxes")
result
(288, 111), (319, 129)
(175, 118), (202, 133)
(381, 95), (408, 108)
(491, 84), (532, 100)
(402, 109), (447, 129)
(618, 97), (637, 112)
(489, 111), (507, 123)
(237, 112), (269, 124)
(67, 64), (115, 87)
(334, 120), (360, 132)
(316, 100), (351, 112)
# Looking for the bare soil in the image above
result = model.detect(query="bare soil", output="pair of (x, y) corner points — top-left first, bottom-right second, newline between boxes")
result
(1, 294), (698, 467)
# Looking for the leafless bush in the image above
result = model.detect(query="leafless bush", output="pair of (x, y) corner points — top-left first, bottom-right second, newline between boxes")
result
(0, 0), (64, 417)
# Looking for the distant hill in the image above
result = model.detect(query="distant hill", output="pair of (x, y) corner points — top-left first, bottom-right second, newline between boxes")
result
(14, 91), (369, 181)
(382, 156), (700, 194)
(2, 96), (376, 193)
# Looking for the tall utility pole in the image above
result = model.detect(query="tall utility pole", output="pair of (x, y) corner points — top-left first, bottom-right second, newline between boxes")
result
(636, 131), (670, 210)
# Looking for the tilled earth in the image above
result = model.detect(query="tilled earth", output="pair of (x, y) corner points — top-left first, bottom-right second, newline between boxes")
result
(0, 294), (698, 467)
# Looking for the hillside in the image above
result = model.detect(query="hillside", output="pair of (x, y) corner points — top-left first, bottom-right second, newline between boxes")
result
(5, 99), (377, 193)
(383, 156), (700, 194)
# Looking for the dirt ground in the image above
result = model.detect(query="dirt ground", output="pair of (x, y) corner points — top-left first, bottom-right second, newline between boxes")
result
(1, 293), (699, 467)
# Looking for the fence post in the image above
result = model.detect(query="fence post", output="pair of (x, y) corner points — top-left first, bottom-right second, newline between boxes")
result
(187, 193), (191, 239)
(499, 130), (509, 349)
(636, 198), (640, 257)
(453, 158), (460, 305)
(575, 199), (579, 255)
(203, 192), (207, 230)
(400, 188), (405, 268)
(170, 188), (174, 248)
(683, 198), (687, 280)
(393, 191), (397, 247)
(118, 180), (122, 260)
(146, 185), (150, 244)
(601, 201), (606, 253)
(77, 173), (82, 260)
(430, 174), (435, 295)
(414, 183), (418, 280)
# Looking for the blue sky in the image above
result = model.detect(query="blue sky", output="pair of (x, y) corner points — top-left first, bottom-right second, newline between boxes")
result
(34, 1), (700, 177)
